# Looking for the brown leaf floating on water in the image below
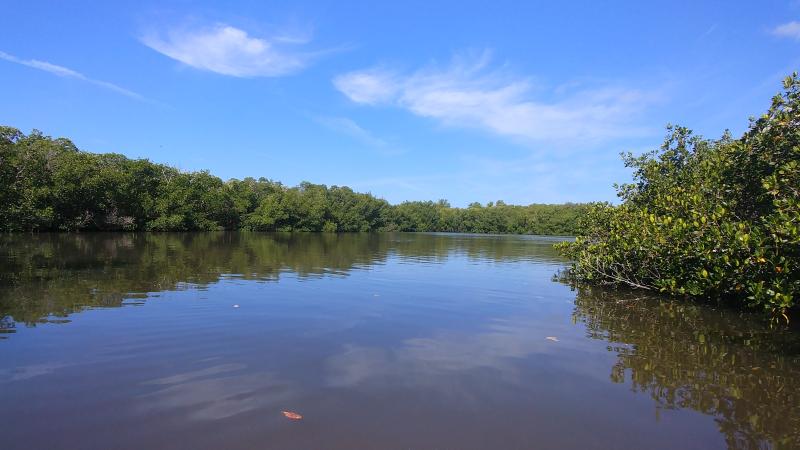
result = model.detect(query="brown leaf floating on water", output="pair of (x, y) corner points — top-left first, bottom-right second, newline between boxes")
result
(282, 411), (303, 420)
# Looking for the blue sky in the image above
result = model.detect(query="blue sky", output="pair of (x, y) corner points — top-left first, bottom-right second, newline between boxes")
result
(1, 1), (798, 206)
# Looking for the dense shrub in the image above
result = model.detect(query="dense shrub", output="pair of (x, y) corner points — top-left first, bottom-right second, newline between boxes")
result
(557, 75), (800, 318)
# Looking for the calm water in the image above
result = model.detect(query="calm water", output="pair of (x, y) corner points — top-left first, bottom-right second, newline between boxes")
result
(1, 233), (799, 449)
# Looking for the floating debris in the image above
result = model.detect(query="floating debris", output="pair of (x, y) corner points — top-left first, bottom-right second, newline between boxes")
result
(232, 304), (240, 308)
(546, 336), (559, 342)
(282, 411), (303, 420)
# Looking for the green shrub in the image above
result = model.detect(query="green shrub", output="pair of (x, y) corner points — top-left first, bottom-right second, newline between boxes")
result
(557, 74), (800, 319)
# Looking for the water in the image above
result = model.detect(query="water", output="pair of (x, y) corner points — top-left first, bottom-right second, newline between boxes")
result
(1, 232), (798, 449)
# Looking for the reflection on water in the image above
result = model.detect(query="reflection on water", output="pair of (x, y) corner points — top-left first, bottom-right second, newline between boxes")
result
(571, 286), (800, 449)
(0, 232), (562, 328)
(0, 232), (798, 449)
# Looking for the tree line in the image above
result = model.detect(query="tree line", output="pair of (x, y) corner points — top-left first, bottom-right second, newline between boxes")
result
(0, 126), (587, 234)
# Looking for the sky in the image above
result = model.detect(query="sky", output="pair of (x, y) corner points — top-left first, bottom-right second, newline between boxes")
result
(1, 0), (798, 206)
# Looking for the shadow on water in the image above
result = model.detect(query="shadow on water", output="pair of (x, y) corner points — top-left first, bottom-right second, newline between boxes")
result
(569, 285), (800, 449)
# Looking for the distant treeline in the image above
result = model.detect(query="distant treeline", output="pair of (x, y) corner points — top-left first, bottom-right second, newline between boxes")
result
(0, 126), (587, 234)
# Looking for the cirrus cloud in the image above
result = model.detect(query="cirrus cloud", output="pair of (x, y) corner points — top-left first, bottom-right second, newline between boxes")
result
(141, 23), (315, 77)
(0, 50), (146, 100)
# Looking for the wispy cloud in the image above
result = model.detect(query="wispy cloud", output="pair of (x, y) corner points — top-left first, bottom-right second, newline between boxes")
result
(141, 23), (318, 77)
(333, 69), (400, 104)
(0, 51), (145, 100)
(317, 116), (387, 147)
(772, 21), (800, 40)
(334, 51), (655, 144)
(315, 116), (406, 156)
(698, 24), (717, 41)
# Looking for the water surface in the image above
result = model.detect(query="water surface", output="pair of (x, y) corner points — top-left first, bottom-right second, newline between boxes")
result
(1, 233), (798, 449)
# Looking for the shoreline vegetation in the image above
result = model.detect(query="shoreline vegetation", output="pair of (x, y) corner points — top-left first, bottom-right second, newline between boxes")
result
(0, 126), (586, 235)
(557, 75), (799, 319)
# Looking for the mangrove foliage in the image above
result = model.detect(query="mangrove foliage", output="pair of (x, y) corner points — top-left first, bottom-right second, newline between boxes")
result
(557, 75), (800, 318)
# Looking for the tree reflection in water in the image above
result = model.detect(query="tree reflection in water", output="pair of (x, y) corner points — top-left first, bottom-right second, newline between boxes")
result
(0, 232), (563, 327)
(570, 285), (800, 449)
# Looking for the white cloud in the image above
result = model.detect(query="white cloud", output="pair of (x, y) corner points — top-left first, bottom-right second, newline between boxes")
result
(333, 52), (654, 143)
(333, 69), (399, 104)
(772, 21), (800, 40)
(0, 50), (145, 100)
(141, 24), (313, 77)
